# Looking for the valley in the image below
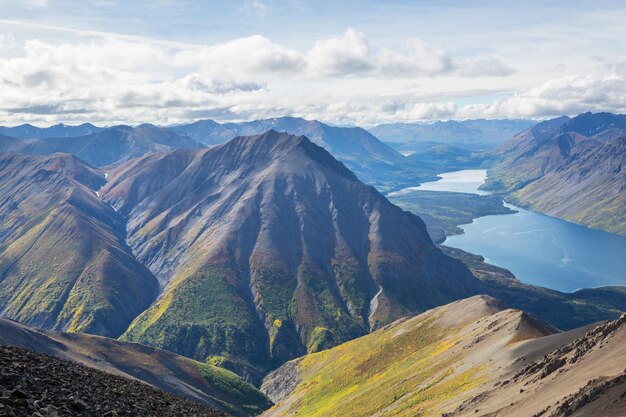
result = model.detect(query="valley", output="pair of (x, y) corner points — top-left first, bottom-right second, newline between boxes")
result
(397, 169), (626, 292)
(1, 3), (625, 415)
(0, 114), (625, 416)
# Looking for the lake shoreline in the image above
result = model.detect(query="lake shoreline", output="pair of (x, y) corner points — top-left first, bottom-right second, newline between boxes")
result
(393, 169), (626, 293)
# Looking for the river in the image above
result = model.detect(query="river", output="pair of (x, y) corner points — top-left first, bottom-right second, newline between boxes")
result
(406, 169), (626, 292)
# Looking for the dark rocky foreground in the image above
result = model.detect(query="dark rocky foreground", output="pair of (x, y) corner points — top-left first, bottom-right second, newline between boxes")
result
(0, 345), (227, 417)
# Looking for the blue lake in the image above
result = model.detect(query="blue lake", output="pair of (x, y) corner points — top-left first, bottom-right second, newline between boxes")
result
(406, 170), (626, 292)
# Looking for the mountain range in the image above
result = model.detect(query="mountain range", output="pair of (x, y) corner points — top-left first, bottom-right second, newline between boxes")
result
(484, 112), (626, 235)
(0, 115), (625, 415)
(0, 122), (103, 139)
(0, 117), (431, 192)
(172, 116), (430, 190)
(0, 125), (201, 167)
(369, 119), (534, 150)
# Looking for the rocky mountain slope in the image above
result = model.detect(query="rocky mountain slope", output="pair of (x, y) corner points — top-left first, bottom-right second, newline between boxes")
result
(261, 295), (626, 417)
(0, 153), (159, 337)
(0, 345), (227, 417)
(449, 310), (626, 416)
(0, 317), (271, 416)
(0, 125), (201, 167)
(484, 112), (626, 235)
(172, 116), (430, 191)
(100, 130), (482, 382)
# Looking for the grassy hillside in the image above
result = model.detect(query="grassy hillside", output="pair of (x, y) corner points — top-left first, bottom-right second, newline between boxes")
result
(262, 295), (626, 417)
(261, 296), (554, 417)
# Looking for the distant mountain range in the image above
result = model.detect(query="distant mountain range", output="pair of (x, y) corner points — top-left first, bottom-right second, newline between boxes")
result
(0, 125), (201, 167)
(262, 295), (626, 417)
(369, 119), (535, 150)
(0, 122), (103, 139)
(484, 112), (626, 235)
(171, 116), (430, 190)
(0, 117), (430, 191)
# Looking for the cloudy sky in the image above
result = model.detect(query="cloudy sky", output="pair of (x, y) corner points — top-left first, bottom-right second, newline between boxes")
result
(1, 0), (625, 126)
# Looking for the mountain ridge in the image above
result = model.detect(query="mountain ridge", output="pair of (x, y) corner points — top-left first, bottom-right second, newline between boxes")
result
(484, 112), (626, 235)
(261, 294), (626, 417)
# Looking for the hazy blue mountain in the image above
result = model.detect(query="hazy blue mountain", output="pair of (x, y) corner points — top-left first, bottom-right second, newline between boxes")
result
(370, 119), (535, 150)
(171, 119), (237, 146)
(0, 123), (104, 139)
(172, 116), (432, 191)
(0, 125), (202, 167)
(406, 143), (494, 172)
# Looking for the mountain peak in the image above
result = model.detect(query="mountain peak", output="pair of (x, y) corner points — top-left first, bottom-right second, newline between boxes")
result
(101, 131), (480, 381)
(219, 129), (359, 182)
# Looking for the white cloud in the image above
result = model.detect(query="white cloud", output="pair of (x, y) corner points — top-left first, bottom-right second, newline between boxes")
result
(456, 57), (515, 77)
(307, 29), (455, 77)
(377, 40), (453, 76)
(307, 28), (373, 76)
(0, 25), (622, 126)
(177, 35), (306, 77)
(459, 70), (626, 119)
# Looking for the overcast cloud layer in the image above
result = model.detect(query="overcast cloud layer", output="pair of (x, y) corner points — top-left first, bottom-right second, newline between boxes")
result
(0, 0), (625, 126)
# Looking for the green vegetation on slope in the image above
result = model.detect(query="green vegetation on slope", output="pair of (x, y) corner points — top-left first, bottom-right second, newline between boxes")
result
(0, 153), (158, 337)
(483, 114), (626, 235)
(196, 363), (273, 416)
(267, 315), (485, 417)
(121, 265), (271, 382)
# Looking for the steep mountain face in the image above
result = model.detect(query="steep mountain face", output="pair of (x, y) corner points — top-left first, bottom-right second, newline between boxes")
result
(0, 318), (272, 416)
(172, 117), (429, 190)
(484, 112), (626, 235)
(0, 153), (158, 337)
(0, 125), (202, 167)
(369, 119), (534, 149)
(101, 130), (482, 382)
(0, 122), (103, 139)
(261, 295), (626, 417)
